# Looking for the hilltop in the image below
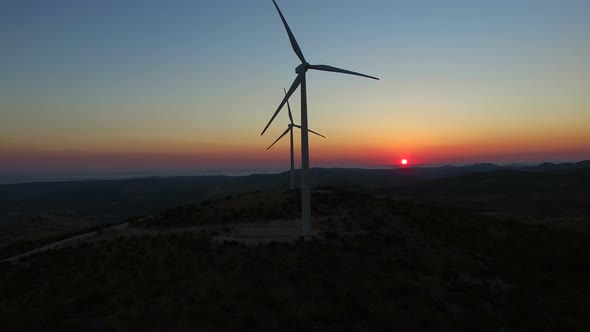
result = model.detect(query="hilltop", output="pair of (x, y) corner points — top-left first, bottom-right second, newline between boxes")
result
(2, 161), (589, 257)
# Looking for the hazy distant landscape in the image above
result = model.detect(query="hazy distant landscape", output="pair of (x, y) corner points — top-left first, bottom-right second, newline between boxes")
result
(2, 160), (588, 219)
(0, 168), (290, 185)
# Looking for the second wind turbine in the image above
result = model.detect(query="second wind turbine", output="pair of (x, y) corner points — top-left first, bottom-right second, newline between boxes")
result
(261, 0), (379, 236)
(267, 88), (325, 190)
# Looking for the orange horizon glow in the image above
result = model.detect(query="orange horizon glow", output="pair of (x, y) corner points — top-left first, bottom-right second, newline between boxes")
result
(1, 140), (588, 175)
(2, 102), (590, 173)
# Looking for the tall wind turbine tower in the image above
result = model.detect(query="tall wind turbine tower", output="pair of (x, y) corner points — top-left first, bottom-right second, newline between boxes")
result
(261, 0), (378, 236)
(267, 88), (325, 190)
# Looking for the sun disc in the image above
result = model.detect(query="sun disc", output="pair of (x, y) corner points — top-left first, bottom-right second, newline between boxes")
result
(401, 159), (408, 165)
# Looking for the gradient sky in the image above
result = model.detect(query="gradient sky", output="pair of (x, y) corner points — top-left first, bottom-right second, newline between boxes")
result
(1, 0), (589, 177)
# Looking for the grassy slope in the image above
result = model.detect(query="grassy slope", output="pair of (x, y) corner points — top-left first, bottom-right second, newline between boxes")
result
(1, 190), (589, 331)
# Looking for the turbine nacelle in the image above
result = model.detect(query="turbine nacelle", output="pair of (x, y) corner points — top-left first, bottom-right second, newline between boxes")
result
(295, 63), (309, 74)
(266, 120), (325, 151)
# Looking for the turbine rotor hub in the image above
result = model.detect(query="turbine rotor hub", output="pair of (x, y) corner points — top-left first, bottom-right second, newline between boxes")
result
(295, 63), (309, 74)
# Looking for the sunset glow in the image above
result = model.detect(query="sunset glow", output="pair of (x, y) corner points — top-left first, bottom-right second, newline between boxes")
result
(1, 1), (590, 181)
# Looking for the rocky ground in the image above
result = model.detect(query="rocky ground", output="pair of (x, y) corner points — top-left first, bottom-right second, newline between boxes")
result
(1, 189), (589, 331)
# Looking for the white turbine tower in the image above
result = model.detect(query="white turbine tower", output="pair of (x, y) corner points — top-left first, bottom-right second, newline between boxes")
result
(267, 88), (326, 190)
(261, 0), (379, 236)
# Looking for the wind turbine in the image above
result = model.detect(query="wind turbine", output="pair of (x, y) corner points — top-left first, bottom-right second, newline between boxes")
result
(267, 88), (326, 190)
(261, 0), (379, 236)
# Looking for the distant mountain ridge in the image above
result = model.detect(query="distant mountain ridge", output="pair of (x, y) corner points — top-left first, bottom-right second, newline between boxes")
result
(0, 160), (588, 219)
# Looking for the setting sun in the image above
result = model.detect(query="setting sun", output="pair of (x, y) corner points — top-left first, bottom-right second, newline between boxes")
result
(401, 159), (408, 165)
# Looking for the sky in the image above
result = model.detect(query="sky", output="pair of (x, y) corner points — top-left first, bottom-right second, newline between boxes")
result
(1, 0), (589, 179)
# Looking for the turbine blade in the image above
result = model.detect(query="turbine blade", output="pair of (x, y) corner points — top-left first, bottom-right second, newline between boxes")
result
(308, 64), (379, 80)
(267, 127), (291, 150)
(285, 88), (294, 124)
(261, 74), (302, 135)
(308, 129), (326, 138)
(293, 124), (326, 138)
(272, 0), (306, 63)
